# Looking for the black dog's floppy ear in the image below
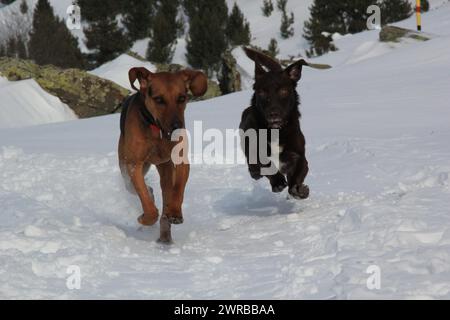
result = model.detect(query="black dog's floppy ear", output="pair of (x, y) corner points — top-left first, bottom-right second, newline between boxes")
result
(255, 61), (267, 81)
(285, 59), (332, 82)
(243, 47), (282, 74)
(285, 59), (308, 82)
(180, 69), (208, 97)
(129, 67), (153, 94)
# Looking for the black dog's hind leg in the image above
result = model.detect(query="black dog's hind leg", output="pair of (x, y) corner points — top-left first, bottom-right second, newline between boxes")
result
(240, 109), (264, 180)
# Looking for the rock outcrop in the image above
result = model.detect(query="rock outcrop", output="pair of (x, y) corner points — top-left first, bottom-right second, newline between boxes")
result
(379, 26), (430, 43)
(0, 57), (129, 118)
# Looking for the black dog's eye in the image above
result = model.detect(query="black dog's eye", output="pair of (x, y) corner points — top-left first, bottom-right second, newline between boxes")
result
(258, 90), (267, 98)
(258, 91), (270, 102)
(279, 88), (290, 98)
(153, 96), (165, 105)
(177, 95), (187, 104)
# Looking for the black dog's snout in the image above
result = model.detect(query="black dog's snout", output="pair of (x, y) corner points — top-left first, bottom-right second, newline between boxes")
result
(268, 111), (280, 118)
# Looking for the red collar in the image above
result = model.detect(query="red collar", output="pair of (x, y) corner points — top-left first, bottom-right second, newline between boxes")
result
(149, 123), (161, 135)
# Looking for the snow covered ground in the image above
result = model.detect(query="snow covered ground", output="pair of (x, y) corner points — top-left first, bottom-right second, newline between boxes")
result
(1, 1), (450, 299)
(0, 77), (77, 129)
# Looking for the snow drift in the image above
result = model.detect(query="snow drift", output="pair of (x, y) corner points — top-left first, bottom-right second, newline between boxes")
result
(0, 77), (77, 129)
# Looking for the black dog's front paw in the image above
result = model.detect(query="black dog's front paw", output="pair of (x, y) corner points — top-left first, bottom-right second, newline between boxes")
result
(269, 173), (287, 193)
(289, 184), (310, 199)
(248, 165), (263, 180)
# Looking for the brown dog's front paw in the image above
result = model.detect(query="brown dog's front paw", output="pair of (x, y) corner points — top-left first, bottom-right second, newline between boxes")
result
(288, 184), (310, 200)
(137, 213), (159, 226)
(157, 237), (173, 244)
(167, 215), (184, 225)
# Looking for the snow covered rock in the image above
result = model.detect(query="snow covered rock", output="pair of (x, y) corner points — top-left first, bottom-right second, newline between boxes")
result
(379, 26), (431, 43)
(0, 57), (129, 118)
(0, 76), (76, 128)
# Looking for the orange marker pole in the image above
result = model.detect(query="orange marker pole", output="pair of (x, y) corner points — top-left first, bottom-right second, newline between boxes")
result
(416, 0), (422, 31)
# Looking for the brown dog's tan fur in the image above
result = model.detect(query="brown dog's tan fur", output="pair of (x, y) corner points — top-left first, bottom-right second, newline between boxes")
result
(118, 67), (207, 243)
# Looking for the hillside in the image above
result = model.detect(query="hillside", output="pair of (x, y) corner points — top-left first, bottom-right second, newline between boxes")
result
(0, 1), (450, 299)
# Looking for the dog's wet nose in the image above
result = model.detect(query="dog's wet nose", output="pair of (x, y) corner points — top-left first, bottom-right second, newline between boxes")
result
(268, 111), (281, 120)
(171, 119), (183, 132)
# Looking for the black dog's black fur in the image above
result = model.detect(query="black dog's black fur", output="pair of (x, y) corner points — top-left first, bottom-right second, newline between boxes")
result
(239, 48), (310, 199)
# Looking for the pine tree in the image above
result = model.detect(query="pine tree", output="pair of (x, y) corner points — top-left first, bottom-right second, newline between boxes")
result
(276, 0), (294, 39)
(280, 10), (294, 38)
(146, 1), (179, 63)
(345, 0), (374, 34)
(0, 0), (15, 5)
(3, 35), (27, 59)
(123, 0), (155, 42)
(276, 0), (287, 12)
(0, 44), (5, 57)
(19, 0), (28, 14)
(303, 0), (413, 57)
(304, 0), (405, 56)
(28, 0), (84, 68)
(185, 0), (228, 74)
(381, 0), (412, 25)
(78, 0), (122, 22)
(16, 35), (27, 58)
(226, 2), (251, 47)
(267, 38), (279, 58)
(6, 36), (17, 58)
(84, 18), (130, 66)
(261, 0), (274, 17)
(79, 0), (130, 66)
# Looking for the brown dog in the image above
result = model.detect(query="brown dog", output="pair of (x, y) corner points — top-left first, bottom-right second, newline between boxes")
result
(118, 67), (207, 243)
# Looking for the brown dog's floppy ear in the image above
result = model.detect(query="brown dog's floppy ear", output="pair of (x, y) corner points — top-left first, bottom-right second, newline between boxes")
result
(243, 47), (282, 72)
(128, 67), (152, 94)
(180, 69), (208, 97)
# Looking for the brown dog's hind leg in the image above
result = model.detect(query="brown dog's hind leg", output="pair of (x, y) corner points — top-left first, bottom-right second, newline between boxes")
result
(127, 163), (159, 226)
(158, 214), (173, 244)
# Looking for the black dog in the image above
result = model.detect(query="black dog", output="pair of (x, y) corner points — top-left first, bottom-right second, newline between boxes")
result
(240, 48), (327, 199)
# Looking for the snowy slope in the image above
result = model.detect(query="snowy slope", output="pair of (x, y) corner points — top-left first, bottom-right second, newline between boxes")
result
(89, 54), (156, 91)
(1, 2), (450, 299)
(0, 77), (77, 129)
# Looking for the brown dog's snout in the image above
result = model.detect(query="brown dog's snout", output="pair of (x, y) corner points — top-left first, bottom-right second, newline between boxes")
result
(171, 118), (184, 132)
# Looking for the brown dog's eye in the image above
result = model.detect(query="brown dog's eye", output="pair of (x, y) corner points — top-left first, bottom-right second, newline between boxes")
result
(153, 96), (165, 105)
(177, 95), (187, 103)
